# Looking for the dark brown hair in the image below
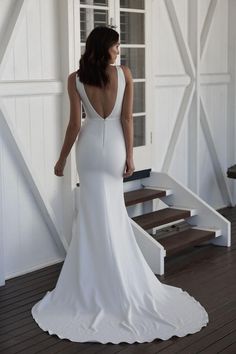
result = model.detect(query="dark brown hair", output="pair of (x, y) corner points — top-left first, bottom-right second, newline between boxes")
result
(77, 26), (119, 88)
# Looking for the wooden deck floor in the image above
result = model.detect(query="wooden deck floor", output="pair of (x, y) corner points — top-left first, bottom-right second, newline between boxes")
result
(0, 207), (236, 354)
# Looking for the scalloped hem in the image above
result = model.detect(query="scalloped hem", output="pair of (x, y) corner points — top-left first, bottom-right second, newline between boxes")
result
(31, 313), (208, 344)
(31, 297), (209, 345)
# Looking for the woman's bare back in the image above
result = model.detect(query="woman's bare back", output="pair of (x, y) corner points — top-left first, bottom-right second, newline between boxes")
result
(83, 65), (118, 120)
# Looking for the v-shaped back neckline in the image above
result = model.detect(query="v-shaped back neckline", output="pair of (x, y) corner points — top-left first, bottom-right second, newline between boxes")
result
(82, 65), (119, 120)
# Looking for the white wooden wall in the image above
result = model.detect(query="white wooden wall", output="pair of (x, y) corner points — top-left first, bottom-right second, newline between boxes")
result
(0, 0), (235, 284)
(151, 0), (236, 209)
(0, 0), (72, 283)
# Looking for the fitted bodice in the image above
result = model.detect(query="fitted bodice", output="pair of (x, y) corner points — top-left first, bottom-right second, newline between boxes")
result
(76, 65), (126, 121)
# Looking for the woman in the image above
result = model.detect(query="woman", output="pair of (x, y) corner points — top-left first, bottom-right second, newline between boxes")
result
(54, 27), (135, 179)
(31, 26), (208, 344)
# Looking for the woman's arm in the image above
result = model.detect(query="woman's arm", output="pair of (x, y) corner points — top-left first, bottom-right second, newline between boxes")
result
(120, 65), (135, 177)
(54, 72), (81, 177)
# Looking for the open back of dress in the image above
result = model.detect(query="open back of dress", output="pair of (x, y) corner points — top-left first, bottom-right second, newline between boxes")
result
(31, 65), (209, 344)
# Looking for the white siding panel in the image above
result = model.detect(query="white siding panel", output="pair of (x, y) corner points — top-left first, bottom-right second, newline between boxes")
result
(155, 0), (186, 75)
(1, 48), (15, 81)
(14, 14), (28, 80)
(153, 86), (185, 171)
(26, 0), (43, 79)
(4, 97), (16, 124)
(199, 124), (225, 208)
(169, 123), (188, 186)
(18, 169), (63, 274)
(172, 0), (188, 41)
(0, 135), (5, 284)
(15, 97), (31, 158)
(29, 96), (45, 187)
(0, 1), (15, 40)
(40, 0), (61, 78)
(199, 0), (212, 35)
(201, 0), (228, 73)
(43, 95), (64, 234)
(0, 0), (67, 282)
(201, 85), (228, 172)
(2, 133), (63, 279)
(1, 138), (21, 276)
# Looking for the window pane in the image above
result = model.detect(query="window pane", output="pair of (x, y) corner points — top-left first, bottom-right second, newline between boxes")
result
(134, 116), (145, 147)
(80, 0), (108, 5)
(80, 45), (85, 55)
(120, 48), (145, 78)
(80, 8), (108, 42)
(133, 82), (145, 113)
(120, 0), (144, 9)
(120, 12), (144, 44)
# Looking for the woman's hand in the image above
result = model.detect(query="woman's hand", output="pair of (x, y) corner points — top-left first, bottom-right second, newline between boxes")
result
(54, 157), (67, 177)
(123, 156), (135, 178)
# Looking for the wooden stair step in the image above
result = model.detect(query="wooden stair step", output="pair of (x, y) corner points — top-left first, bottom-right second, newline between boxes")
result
(158, 228), (216, 257)
(132, 208), (192, 229)
(124, 188), (167, 206)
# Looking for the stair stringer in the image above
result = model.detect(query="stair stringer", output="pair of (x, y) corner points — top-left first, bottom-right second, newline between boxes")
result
(129, 217), (166, 276)
(141, 171), (231, 247)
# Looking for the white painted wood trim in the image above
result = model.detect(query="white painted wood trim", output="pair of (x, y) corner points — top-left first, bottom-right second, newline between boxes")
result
(228, 0), (236, 205)
(120, 44), (146, 48)
(130, 217), (166, 275)
(154, 74), (231, 88)
(0, 135), (5, 286)
(5, 257), (65, 281)
(0, 80), (63, 97)
(79, 4), (109, 10)
(155, 75), (191, 88)
(57, 0), (78, 242)
(200, 73), (231, 85)
(187, 0), (200, 194)
(119, 8), (145, 14)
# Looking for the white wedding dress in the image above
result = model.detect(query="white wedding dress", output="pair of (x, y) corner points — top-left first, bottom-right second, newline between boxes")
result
(31, 65), (209, 344)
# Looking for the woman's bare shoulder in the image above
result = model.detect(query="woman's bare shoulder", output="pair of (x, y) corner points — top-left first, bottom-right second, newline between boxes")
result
(120, 65), (133, 82)
(67, 71), (80, 97)
(68, 71), (79, 84)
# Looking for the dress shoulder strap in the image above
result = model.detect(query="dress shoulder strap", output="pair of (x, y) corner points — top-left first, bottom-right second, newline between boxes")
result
(117, 65), (126, 86)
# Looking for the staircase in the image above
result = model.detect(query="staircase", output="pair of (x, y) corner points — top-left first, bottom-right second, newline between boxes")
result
(123, 170), (231, 275)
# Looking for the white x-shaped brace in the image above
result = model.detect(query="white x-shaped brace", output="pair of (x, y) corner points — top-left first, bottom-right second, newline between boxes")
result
(0, 0), (68, 256)
(162, 0), (233, 206)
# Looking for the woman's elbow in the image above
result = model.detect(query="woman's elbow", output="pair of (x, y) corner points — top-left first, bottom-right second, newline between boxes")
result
(121, 113), (133, 123)
(68, 122), (81, 133)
